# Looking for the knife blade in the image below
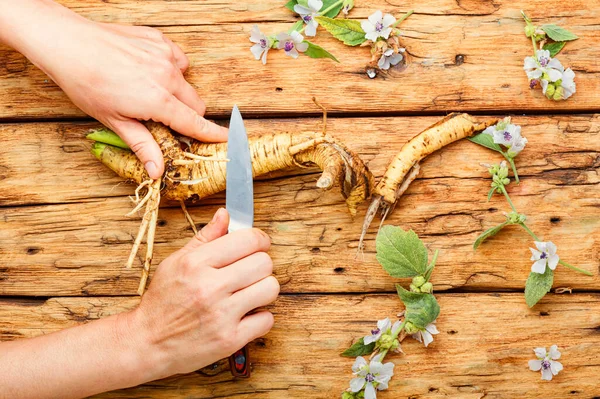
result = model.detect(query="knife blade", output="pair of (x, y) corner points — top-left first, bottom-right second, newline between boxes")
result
(225, 105), (253, 378)
(226, 105), (254, 233)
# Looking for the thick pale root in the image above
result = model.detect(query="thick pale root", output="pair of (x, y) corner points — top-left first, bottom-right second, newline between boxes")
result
(91, 122), (374, 216)
(359, 113), (497, 251)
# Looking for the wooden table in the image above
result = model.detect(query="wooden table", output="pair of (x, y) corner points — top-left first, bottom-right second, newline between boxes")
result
(1, 1), (600, 397)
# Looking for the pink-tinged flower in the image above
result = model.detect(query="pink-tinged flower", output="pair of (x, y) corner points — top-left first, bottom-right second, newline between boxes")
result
(529, 345), (563, 381)
(249, 25), (271, 64)
(293, 0), (322, 37)
(411, 321), (439, 347)
(361, 10), (396, 42)
(276, 31), (308, 59)
(530, 241), (559, 274)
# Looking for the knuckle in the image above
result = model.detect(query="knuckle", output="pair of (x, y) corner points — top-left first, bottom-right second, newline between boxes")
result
(129, 140), (147, 156)
(248, 228), (270, 250)
(144, 27), (164, 41)
(254, 252), (273, 275)
(193, 113), (208, 133)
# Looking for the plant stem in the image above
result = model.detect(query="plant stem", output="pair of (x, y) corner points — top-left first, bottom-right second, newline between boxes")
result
(519, 222), (540, 241)
(425, 250), (439, 281)
(320, 0), (344, 16)
(504, 155), (520, 184)
(500, 186), (518, 213)
(559, 260), (593, 276)
(531, 34), (539, 59)
(377, 320), (407, 360)
(392, 10), (414, 28)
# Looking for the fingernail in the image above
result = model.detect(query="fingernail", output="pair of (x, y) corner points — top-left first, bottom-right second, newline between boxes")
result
(144, 161), (159, 178)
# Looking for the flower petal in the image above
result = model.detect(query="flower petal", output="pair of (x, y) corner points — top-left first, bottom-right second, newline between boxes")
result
(380, 27), (393, 39)
(290, 31), (304, 43)
(422, 330), (434, 347)
(548, 254), (559, 270)
(391, 320), (402, 335)
(551, 360), (563, 375)
(352, 356), (367, 373)
(549, 345), (561, 360)
(293, 4), (311, 15)
(412, 332), (422, 343)
(378, 55), (389, 69)
(531, 259), (547, 274)
(276, 32), (290, 45)
(287, 48), (299, 58)
(540, 79), (549, 94)
(364, 382), (377, 399)
(541, 367), (553, 381)
(365, 31), (380, 42)
(308, 0), (323, 12)
(363, 335), (376, 345)
(305, 22), (317, 37)
(296, 41), (309, 52)
(389, 53), (403, 66)
(534, 241), (547, 252)
(368, 10), (383, 25)
(250, 44), (264, 60)
(548, 58), (564, 73)
(377, 318), (391, 331)
(425, 323), (439, 335)
(369, 361), (383, 375)
(523, 57), (538, 70)
(530, 248), (542, 261)
(534, 347), (547, 359)
(529, 359), (542, 371)
(361, 21), (375, 33)
(261, 48), (269, 65)
(250, 25), (263, 43)
(547, 69), (563, 83)
(350, 377), (366, 392)
(382, 14), (396, 27)
(527, 69), (543, 79)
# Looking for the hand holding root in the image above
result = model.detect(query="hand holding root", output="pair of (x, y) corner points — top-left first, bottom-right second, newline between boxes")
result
(358, 113), (498, 252)
(90, 122), (374, 294)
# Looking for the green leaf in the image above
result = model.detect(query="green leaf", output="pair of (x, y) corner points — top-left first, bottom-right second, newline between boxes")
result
(525, 267), (554, 307)
(288, 20), (304, 33)
(284, 0), (297, 12)
(341, 337), (376, 357)
(320, 0), (344, 18)
(376, 226), (429, 278)
(468, 133), (502, 152)
(397, 286), (440, 329)
(297, 0), (309, 7)
(473, 221), (509, 250)
(315, 16), (366, 46)
(487, 187), (495, 201)
(541, 24), (579, 42)
(304, 41), (339, 62)
(543, 41), (566, 57)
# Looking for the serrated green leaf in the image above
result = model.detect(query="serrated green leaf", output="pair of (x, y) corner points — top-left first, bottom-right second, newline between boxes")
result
(473, 221), (509, 250)
(284, 0), (297, 12)
(303, 41), (339, 62)
(543, 41), (566, 57)
(525, 267), (554, 307)
(376, 226), (429, 278)
(321, 0), (344, 17)
(541, 24), (579, 42)
(288, 21), (304, 33)
(341, 337), (376, 357)
(468, 133), (502, 152)
(315, 16), (366, 46)
(397, 286), (440, 329)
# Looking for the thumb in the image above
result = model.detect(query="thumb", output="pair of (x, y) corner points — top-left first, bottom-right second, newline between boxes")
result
(112, 119), (165, 179)
(183, 208), (230, 252)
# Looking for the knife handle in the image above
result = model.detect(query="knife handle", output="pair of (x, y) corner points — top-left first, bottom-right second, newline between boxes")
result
(228, 346), (251, 378)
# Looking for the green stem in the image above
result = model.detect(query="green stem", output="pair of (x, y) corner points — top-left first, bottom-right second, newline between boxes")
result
(504, 154), (520, 184)
(531, 34), (539, 59)
(319, 0), (344, 16)
(559, 260), (593, 276)
(377, 320), (407, 361)
(519, 222), (540, 241)
(425, 250), (439, 281)
(392, 10), (414, 28)
(500, 186), (518, 213)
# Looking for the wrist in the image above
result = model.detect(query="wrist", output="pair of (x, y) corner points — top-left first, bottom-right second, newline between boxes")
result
(112, 308), (169, 385)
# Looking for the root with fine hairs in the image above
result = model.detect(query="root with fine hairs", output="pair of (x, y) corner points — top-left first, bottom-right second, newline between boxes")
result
(358, 113), (498, 252)
(90, 112), (374, 294)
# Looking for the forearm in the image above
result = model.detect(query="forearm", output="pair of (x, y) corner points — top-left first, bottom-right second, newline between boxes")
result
(0, 309), (158, 399)
(0, 0), (89, 80)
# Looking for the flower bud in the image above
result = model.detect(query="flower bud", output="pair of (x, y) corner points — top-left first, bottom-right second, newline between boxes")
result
(420, 282), (433, 293)
(378, 333), (395, 349)
(342, 0), (354, 15)
(409, 283), (420, 293)
(553, 86), (564, 101)
(412, 275), (426, 288)
(342, 392), (357, 399)
(502, 178), (510, 185)
(403, 321), (419, 335)
(524, 24), (537, 37)
(545, 83), (556, 99)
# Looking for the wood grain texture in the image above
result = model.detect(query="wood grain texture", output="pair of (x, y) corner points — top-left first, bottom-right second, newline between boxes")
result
(1, 1), (599, 119)
(1, 115), (598, 296)
(1, 293), (599, 398)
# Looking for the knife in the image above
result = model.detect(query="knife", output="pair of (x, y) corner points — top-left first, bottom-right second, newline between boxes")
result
(225, 105), (253, 378)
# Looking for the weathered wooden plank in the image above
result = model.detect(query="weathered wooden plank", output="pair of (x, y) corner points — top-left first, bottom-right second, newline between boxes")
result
(1, 115), (598, 206)
(1, 293), (599, 398)
(1, 115), (599, 296)
(1, 1), (599, 119)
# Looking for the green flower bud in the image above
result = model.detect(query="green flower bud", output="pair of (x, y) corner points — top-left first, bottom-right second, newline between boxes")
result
(409, 283), (420, 293)
(420, 282), (433, 293)
(379, 333), (395, 349)
(342, 392), (355, 399)
(553, 86), (564, 101)
(498, 167), (508, 179)
(518, 214), (527, 223)
(524, 24), (537, 37)
(342, 0), (354, 14)
(390, 338), (400, 351)
(404, 321), (419, 335)
(412, 275), (426, 288)
(502, 178), (510, 185)
(545, 83), (556, 99)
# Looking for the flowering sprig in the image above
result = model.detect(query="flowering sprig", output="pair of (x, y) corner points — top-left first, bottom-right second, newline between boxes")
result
(341, 227), (440, 398)
(521, 11), (578, 101)
(471, 157), (592, 307)
(470, 117), (527, 183)
(317, 9), (414, 77)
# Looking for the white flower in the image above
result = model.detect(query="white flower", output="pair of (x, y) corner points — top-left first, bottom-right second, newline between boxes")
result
(249, 25), (271, 65)
(483, 118), (527, 157)
(411, 321), (439, 347)
(361, 10), (396, 42)
(530, 241), (559, 274)
(276, 31), (308, 59)
(524, 50), (564, 86)
(293, 0), (322, 37)
(560, 68), (576, 99)
(529, 345), (563, 381)
(378, 48), (404, 70)
(363, 318), (401, 345)
(349, 356), (394, 399)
